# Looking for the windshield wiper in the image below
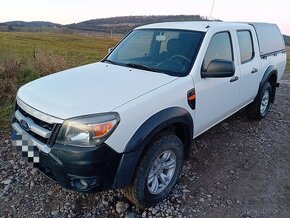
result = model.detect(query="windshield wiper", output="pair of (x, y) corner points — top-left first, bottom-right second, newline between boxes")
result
(125, 63), (162, 73)
(103, 59), (118, 65)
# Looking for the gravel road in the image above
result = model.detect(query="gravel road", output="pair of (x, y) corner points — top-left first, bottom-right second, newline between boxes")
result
(1, 73), (290, 218)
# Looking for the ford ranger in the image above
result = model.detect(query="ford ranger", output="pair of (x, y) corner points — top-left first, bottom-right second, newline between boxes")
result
(11, 21), (286, 207)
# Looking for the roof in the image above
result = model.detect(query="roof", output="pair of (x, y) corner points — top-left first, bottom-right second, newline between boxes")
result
(135, 21), (254, 32)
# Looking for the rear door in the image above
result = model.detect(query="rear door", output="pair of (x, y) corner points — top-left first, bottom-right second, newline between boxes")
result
(236, 29), (261, 106)
(193, 31), (241, 136)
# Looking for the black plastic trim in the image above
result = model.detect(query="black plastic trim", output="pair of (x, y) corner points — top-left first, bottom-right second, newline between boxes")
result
(260, 65), (277, 86)
(113, 107), (193, 188)
(47, 124), (61, 146)
(260, 49), (286, 59)
(124, 107), (193, 153)
(37, 143), (122, 192)
(113, 149), (143, 189)
(259, 65), (278, 103)
(202, 59), (235, 78)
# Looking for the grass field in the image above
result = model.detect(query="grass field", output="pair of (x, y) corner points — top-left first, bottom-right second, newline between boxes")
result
(286, 46), (290, 72)
(0, 32), (118, 134)
(0, 32), (118, 66)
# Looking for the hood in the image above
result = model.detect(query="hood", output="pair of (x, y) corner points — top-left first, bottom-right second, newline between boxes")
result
(17, 62), (177, 119)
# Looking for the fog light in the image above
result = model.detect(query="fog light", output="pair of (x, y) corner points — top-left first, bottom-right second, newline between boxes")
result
(80, 179), (88, 187)
(69, 175), (99, 192)
(72, 179), (88, 190)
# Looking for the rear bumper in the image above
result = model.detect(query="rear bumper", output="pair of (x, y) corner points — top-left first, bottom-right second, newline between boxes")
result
(12, 122), (122, 192)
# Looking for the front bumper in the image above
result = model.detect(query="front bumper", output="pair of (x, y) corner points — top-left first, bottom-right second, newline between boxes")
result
(12, 122), (122, 192)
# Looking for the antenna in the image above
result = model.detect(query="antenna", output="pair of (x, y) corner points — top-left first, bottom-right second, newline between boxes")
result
(206, 0), (216, 28)
(209, 0), (216, 20)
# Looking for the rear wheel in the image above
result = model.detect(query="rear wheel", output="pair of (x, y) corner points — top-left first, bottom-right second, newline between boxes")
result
(122, 134), (184, 207)
(249, 82), (272, 120)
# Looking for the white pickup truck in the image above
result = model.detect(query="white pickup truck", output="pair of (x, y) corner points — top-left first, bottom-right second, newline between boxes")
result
(11, 21), (286, 207)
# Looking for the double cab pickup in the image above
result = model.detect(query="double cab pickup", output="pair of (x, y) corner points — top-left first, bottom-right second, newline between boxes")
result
(12, 21), (286, 207)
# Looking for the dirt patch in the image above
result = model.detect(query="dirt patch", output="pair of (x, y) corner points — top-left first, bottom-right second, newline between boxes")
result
(1, 74), (290, 217)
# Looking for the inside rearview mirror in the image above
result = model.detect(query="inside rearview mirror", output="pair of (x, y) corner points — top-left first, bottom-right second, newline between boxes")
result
(156, 35), (166, 41)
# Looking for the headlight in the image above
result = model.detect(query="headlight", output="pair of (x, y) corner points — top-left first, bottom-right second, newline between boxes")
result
(56, 113), (120, 147)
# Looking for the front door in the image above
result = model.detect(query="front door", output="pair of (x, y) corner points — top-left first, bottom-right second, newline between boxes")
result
(193, 31), (241, 136)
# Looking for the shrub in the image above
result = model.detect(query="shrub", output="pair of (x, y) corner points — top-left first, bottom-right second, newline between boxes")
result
(0, 56), (21, 104)
(34, 49), (71, 77)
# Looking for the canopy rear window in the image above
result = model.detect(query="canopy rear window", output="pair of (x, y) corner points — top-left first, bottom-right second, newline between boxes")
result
(250, 23), (285, 56)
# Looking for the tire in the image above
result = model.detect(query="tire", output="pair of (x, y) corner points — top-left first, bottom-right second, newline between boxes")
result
(249, 82), (272, 120)
(122, 134), (184, 208)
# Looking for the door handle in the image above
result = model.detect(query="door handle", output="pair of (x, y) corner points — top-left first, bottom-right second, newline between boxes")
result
(251, 68), (258, 74)
(230, 76), (239, 82)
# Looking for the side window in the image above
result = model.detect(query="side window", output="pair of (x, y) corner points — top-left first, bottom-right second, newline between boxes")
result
(237, 30), (254, 63)
(203, 32), (233, 70)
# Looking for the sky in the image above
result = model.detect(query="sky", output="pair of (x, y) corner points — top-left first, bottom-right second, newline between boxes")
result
(0, 0), (289, 35)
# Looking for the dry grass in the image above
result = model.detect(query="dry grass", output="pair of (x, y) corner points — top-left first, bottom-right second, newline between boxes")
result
(34, 49), (71, 77)
(0, 31), (117, 133)
(0, 50), (72, 105)
(0, 56), (22, 104)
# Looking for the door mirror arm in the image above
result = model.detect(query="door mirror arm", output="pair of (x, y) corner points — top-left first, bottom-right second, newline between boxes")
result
(108, 47), (114, 54)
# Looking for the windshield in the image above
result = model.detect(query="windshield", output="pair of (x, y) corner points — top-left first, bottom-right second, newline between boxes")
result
(104, 29), (204, 76)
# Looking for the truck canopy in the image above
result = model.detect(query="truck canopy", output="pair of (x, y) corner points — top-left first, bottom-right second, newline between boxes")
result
(250, 23), (285, 56)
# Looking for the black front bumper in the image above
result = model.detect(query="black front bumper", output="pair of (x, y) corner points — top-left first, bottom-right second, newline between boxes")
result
(12, 119), (139, 193)
(11, 106), (131, 193)
(37, 143), (122, 192)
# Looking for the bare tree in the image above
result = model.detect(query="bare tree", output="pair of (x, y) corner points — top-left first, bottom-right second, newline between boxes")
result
(8, 25), (13, 32)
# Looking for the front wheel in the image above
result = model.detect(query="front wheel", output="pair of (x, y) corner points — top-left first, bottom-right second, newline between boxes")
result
(249, 82), (272, 120)
(122, 134), (184, 207)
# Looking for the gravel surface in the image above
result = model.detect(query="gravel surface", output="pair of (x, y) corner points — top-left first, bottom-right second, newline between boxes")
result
(1, 73), (290, 218)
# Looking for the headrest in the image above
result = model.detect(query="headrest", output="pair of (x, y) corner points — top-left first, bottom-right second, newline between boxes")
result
(167, 39), (180, 53)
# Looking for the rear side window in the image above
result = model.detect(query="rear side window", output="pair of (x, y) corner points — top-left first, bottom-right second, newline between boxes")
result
(203, 32), (233, 70)
(237, 30), (254, 63)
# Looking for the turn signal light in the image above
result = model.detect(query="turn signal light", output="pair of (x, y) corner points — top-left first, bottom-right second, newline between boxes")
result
(91, 121), (114, 137)
(187, 89), (196, 110)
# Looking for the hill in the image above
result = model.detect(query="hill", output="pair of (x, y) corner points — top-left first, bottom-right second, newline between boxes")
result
(66, 15), (209, 34)
(2, 21), (61, 28)
(0, 15), (208, 33)
(0, 17), (289, 43)
(0, 21), (61, 32)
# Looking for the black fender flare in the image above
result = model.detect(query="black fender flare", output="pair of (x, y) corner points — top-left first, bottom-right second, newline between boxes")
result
(260, 65), (277, 87)
(259, 65), (278, 102)
(113, 107), (193, 189)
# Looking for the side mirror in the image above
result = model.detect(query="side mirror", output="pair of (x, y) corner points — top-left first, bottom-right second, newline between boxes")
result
(108, 47), (114, 54)
(202, 59), (235, 78)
